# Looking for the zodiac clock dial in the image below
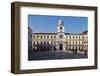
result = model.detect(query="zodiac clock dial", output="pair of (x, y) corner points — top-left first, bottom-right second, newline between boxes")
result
(59, 34), (64, 39)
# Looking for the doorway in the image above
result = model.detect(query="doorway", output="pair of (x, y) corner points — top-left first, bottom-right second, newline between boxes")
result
(59, 43), (63, 50)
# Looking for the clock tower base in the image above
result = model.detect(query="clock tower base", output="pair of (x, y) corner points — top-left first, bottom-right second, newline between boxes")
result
(56, 41), (66, 51)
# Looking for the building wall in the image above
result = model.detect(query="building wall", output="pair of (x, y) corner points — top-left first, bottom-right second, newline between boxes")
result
(28, 26), (32, 51)
(32, 34), (57, 51)
(32, 33), (88, 52)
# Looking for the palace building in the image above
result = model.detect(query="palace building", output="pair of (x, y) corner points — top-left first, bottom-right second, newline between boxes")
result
(32, 19), (88, 53)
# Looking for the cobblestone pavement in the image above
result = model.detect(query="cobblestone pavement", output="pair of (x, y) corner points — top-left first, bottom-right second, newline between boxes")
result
(28, 51), (87, 61)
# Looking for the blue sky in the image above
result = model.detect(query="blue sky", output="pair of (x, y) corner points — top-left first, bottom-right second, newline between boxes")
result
(28, 15), (88, 34)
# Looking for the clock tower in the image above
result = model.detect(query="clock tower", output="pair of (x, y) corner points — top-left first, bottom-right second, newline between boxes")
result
(56, 19), (66, 51)
(57, 19), (65, 39)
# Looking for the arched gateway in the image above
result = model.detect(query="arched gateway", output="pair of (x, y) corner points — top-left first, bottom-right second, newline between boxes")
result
(59, 43), (63, 50)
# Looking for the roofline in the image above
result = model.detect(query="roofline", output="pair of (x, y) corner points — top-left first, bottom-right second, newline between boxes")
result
(32, 32), (87, 35)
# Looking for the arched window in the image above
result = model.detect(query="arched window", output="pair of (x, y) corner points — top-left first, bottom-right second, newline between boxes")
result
(76, 36), (77, 39)
(33, 36), (35, 39)
(37, 41), (38, 45)
(51, 35), (52, 39)
(37, 36), (38, 39)
(47, 41), (49, 45)
(54, 41), (56, 45)
(79, 36), (80, 39)
(73, 36), (74, 38)
(54, 35), (56, 38)
(44, 35), (45, 38)
(41, 41), (42, 45)
(76, 41), (77, 45)
(33, 41), (35, 45)
(47, 35), (49, 38)
(60, 27), (62, 30)
(69, 36), (71, 39)
(41, 35), (42, 38)
(44, 41), (46, 45)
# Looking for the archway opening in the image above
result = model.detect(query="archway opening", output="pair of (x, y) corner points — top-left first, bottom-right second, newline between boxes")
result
(59, 43), (63, 50)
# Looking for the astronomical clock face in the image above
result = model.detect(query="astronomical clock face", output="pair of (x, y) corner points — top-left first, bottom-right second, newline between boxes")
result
(59, 34), (64, 39)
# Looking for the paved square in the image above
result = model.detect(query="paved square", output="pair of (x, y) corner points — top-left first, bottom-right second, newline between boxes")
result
(28, 51), (87, 60)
